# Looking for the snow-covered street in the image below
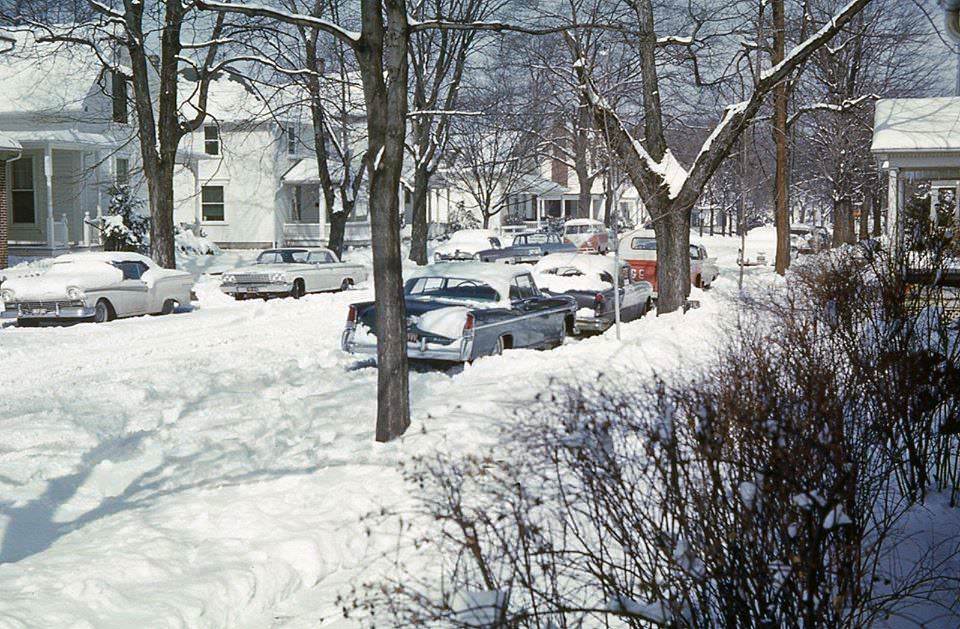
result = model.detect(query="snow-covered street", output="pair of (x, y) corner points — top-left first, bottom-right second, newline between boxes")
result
(0, 231), (776, 627)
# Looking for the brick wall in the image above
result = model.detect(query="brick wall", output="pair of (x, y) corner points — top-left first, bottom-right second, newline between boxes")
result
(0, 160), (7, 269)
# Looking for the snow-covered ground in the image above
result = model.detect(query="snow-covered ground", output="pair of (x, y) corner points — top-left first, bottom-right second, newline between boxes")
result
(0, 229), (790, 626)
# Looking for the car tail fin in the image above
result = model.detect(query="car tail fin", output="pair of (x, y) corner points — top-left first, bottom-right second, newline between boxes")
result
(594, 292), (605, 314)
(346, 304), (358, 327)
(463, 312), (476, 338)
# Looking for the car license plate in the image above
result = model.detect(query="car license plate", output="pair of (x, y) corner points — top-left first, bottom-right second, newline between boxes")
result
(30, 309), (45, 315)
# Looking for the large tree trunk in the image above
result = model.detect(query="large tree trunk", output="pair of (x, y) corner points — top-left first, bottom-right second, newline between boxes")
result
(832, 197), (856, 246)
(150, 165), (177, 269)
(409, 165), (430, 265)
(772, 0), (790, 276)
(654, 205), (691, 312)
(359, 0), (410, 443)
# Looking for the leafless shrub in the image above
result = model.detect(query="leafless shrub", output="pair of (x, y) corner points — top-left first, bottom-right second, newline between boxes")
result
(347, 247), (960, 627)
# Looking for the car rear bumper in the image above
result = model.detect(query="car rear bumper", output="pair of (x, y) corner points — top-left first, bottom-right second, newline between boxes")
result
(221, 282), (292, 296)
(574, 314), (612, 333)
(342, 328), (475, 362)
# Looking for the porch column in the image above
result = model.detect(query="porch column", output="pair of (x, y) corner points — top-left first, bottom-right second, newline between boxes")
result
(192, 160), (201, 227)
(886, 168), (902, 251)
(44, 144), (54, 249)
(536, 197), (543, 228)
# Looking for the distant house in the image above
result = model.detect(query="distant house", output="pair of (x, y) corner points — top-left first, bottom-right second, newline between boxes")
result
(0, 132), (21, 268)
(0, 31), (143, 260)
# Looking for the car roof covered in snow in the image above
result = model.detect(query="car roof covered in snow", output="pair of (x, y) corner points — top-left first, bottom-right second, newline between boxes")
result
(622, 228), (657, 241)
(407, 262), (531, 304)
(534, 252), (623, 278)
(564, 218), (604, 227)
(872, 98), (960, 153)
(55, 251), (155, 265)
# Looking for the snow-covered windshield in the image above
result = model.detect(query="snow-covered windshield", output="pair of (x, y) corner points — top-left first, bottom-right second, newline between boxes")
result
(257, 250), (309, 264)
(405, 276), (500, 302)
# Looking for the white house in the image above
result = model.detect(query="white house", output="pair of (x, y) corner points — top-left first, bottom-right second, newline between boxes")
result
(0, 30), (143, 260)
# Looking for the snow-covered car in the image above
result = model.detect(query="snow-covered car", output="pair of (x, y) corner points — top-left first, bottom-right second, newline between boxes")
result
(341, 262), (577, 364)
(476, 232), (577, 264)
(689, 243), (719, 289)
(1, 252), (192, 325)
(534, 252), (654, 334)
(220, 247), (366, 300)
(563, 218), (610, 253)
(434, 229), (502, 262)
(790, 225), (830, 255)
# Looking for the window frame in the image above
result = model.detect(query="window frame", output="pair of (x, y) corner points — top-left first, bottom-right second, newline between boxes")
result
(201, 184), (226, 223)
(11, 157), (36, 224)
(204, 125), (220, 156)
(111, 71), (128, 124)
(116, 157), (130, 188)
(286, 125), (298, 155)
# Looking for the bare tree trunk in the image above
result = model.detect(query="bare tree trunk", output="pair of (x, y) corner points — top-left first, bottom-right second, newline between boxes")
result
(772, 0), (790, 276)
(328, 210), (349, 257)
(409, 165), (430, 265)
(358, 0), (410, 442)
(832, 197), (855, 246)
(859, 195), (870, 241)
(872, 187), (882, 237)
(655, 207), (691, 309)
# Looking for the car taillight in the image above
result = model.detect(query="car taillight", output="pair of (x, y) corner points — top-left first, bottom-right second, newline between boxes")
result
(346, 304), (357, 325)
(463, 312), (475, 337)
(594, 293), (605, 313)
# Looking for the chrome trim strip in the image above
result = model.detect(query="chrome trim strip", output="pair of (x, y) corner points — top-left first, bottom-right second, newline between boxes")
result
(472, 305), (574, 331)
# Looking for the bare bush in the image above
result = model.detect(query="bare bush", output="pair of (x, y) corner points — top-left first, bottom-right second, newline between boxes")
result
(348, 248), (960, 627)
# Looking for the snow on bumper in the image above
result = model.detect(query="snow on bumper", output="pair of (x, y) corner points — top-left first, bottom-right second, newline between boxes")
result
(341, 328), (475, 363)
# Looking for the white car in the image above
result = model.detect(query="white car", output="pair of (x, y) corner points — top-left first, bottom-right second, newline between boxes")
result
(434, 229), (502, 262)
(1, 252), (193, 325)
(220, 247), (366, 300)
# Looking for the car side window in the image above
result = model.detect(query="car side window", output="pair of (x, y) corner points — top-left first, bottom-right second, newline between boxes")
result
(513, 235), (527, 246)
(511, 274), (538, 301)
(700, 246), (708, 259)
(115, 261), (147, 280)
(689, 245), (701, 259)
(490, 238), (502, 248)
(310, 251), (335, 264)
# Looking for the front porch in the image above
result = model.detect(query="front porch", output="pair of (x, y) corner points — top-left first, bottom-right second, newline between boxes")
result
(5, 132), (122, 259)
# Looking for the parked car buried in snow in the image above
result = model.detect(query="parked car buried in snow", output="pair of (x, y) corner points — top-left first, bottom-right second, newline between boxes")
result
(563, 218), (610, 253)
(790, 224), (830, 255)
(341, 262), (577, 364)
(220, 248), (366, 300)
(534, 252), (655, 334)
(1, 252), (192, 325)
(476, 232), (577, 264)
(434, 229), (503, 262)
(619, 229), (720, 295)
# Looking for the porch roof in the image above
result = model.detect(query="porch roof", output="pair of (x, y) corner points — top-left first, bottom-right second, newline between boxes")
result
(872, 98), (960, 156)
(5, 129), (117, 149)
(282, 158), (322, 184)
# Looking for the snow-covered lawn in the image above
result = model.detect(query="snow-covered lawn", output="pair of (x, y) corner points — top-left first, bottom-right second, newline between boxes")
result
(0, 230), (777, 627)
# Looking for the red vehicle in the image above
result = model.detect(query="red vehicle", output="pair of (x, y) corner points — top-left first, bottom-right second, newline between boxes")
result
(619, 229), (719, 296)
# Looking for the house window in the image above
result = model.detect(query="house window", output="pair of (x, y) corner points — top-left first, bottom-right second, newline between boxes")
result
(201, 185), (225, 221)
(111, 71), (128, 123)
(204, 125), (220, 156)
(116, 158), (129, 187)
(286, 126), (298, 155)
(11, 158), (35, 223)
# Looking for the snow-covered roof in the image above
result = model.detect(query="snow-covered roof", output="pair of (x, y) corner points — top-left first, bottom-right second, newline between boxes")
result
(872, 98), (960, 153)
(3, 129), (116, 148)
(0, 131), (21, 154)
(565, 218), (604, 227)
(407, 261), (529, 305)
(0, 29), (105, 116)
(534, 252), (621, 293)
(622, 228), (657, 240)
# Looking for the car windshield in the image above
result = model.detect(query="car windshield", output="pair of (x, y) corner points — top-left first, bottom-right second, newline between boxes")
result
(405, 276), (500, 302)
(517, 233), (549, 245)
(257, 250), (309, 264)
(631, 237), (657, 250)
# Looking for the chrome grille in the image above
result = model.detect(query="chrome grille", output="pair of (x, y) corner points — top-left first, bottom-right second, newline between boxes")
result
(232, 273), (273, 284)
(13, 300), (84, 313)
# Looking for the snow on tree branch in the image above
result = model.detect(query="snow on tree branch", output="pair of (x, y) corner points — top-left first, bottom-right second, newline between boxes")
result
(194, 1), (361, 44)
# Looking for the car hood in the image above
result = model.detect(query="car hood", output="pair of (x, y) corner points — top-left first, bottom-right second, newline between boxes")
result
(3, 264), (123, 300)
